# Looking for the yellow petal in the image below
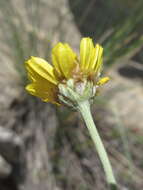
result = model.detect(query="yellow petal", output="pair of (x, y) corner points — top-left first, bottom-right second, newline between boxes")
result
(91, 44), (103, 73)
(25, 80), (59, 104)
(97, 77), (110, 86)
(25, 56), (58, 85)
(52, 43), (77, 79)
(80, 37), (94, 71)
(25, 61), (44, 82)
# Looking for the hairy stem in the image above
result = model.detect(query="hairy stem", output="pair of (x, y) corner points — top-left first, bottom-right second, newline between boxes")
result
(78, 101), (117, 189)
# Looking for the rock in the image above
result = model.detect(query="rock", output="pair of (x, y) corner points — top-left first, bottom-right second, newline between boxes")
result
(100, 60), (143, 131)
(0, 126), (23, 163)
(0, 155), (12, 178)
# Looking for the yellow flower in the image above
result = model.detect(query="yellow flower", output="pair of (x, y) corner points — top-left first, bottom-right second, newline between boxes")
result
(25, 37), (109, 105)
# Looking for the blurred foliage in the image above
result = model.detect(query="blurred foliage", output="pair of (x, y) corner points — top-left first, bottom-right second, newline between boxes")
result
(69, 0), (143, 64)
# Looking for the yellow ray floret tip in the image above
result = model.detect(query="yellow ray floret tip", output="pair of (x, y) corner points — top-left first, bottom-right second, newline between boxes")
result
(25, 56), (58, 85)
(52, 42), (77, 79)
(97, 77), (110, 86)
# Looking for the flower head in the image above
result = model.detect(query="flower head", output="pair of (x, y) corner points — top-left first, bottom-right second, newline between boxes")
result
(25, 37), (109, 106)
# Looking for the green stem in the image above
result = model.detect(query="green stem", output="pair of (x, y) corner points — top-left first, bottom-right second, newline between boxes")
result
(78, 101), (117, 189)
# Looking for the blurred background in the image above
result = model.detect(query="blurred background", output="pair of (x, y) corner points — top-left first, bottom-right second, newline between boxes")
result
(0, 0), (143, 189)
